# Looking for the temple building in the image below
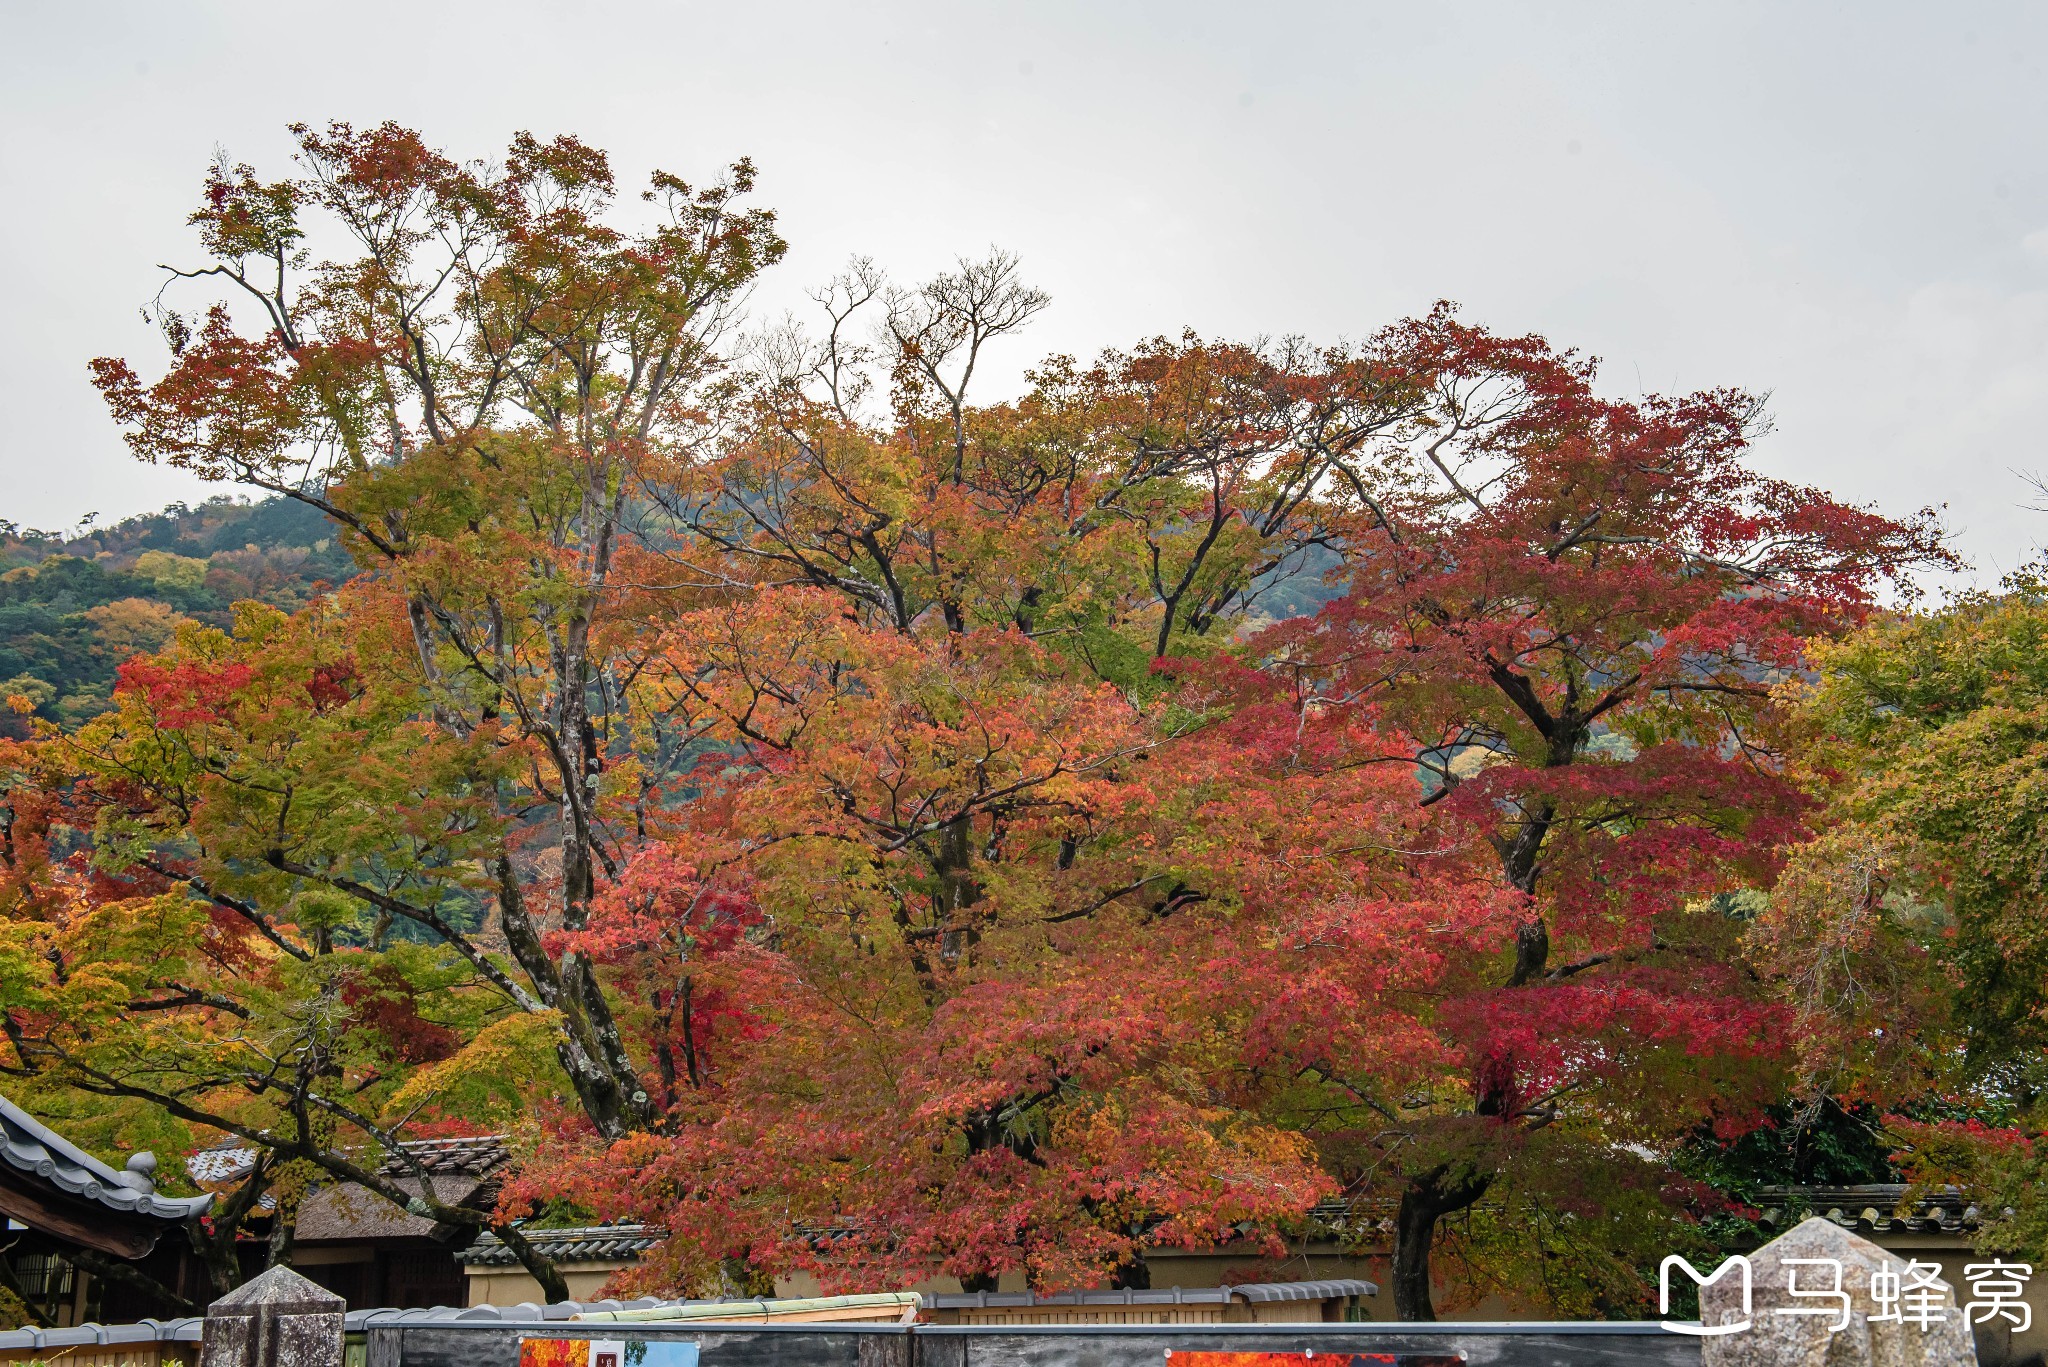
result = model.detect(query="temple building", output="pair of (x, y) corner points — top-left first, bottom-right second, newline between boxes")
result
(0, 1097), (212, 1325)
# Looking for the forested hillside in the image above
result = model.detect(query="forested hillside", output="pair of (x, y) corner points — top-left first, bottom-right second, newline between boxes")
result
(0, 497), (349, 734)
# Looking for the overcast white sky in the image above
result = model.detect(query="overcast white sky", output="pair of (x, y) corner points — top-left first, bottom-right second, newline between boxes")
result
(5, 0), (2046, 586)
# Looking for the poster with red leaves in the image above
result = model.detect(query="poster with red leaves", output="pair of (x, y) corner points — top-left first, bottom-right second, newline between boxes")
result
(518, 1340), (587, 1367)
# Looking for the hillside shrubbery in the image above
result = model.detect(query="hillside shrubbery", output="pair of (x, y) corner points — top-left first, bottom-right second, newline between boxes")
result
(0, 497), (349, 733)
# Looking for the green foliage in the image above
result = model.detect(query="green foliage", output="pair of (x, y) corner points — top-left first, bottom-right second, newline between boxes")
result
(1746, 573), (2048, 1260)
(1442, 1153), (1726, 1319)
(1790, 573), (2048, 1073)
(1677, 1098), (1898, 1193)
(132, 550), (210, 591)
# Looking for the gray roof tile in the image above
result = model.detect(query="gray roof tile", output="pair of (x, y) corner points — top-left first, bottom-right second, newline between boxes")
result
(1752, 1183), (1980, 1236)
(191, 1134), (510, 1186)
(0, 1097), (212, 1222)
(921, 1279), (1375, 1309)
(455, 1225), (664, 1267)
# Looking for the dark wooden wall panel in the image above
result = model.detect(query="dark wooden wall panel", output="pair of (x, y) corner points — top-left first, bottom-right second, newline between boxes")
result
(924, 1328), (1700, 1367)
(377, 1323), (1701, 1367)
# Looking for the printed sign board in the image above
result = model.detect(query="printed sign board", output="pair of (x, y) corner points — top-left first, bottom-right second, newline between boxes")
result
(519, 1339), (702, 1367)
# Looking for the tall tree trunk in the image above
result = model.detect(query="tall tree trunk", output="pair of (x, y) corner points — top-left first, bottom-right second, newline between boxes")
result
(264, 1197), (298, 1270)
(492, 1221), (571, 1304)
(1499, 798), (1555, 986)
(1108, 1251), (1152, 1290)
(189, 1154), (273, 1297)
(493, 853), (643, 1138)
(191, 1222), (244, 1301)
(934, 813), (979, 964)
(1391, 1165), (1492, 1321)
(716, 1253), (774, 1298)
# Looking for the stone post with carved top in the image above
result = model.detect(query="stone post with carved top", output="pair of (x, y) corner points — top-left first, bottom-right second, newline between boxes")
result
(199, 1265), (346, 1367)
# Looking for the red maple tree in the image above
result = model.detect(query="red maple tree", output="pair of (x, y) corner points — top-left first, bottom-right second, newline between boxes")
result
(1227, 308), (1954, 1315)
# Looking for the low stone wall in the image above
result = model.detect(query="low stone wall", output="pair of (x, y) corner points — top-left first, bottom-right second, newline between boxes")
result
(0, 1320), (200, 1367)
(360, 1320), (1703, 1367)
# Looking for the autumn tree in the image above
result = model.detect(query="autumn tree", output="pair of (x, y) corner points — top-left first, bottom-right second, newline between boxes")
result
(500, 299), (1950, 1308)
(3, 598), (581, 1300)
(670, 287), (1434, 665)
(1751, 571), (2048, 1261)
(499, 585), (1511, 1294)
(1233, 310), (1954, 1317)
(29, 120), (782, 1295)
(3, 116), (1961, 1317)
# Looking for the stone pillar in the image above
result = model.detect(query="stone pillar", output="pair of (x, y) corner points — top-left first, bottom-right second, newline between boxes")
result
(1700, 1215), (1977, 1367)
(200, 1266), (346, 1367)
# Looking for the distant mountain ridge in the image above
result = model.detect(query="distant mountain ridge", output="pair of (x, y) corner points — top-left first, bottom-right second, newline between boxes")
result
(0, 495), (351, 736)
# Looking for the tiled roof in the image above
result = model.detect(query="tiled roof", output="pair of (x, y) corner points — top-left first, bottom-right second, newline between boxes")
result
(0, 1302), (683, 1352)
(1753, 1184), (1981, 1236)
(1290, 1185), (1979, 1243)
(1303, 1198), (1397, 1233)
(188, 1134), (510, 1187)
(184, 1135), (511, 1242)
(0, 1096), (213, 1222)
(579, 1294), (922, 1324)
(0, 1318), (205, 1353)
(295, 1174), (494, 1244)
(922, 1279), (1377, 1310)
(456, 1225), (666, 1267)
(376, 1135), (511, 1177)
(184, 1143), (254, 1185)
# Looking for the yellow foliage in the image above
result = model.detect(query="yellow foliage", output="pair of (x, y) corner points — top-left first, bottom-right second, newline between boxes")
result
(132, 549), (210, 591)
(383, 1011), (570, 1127)
(84, 597), (183, 655)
